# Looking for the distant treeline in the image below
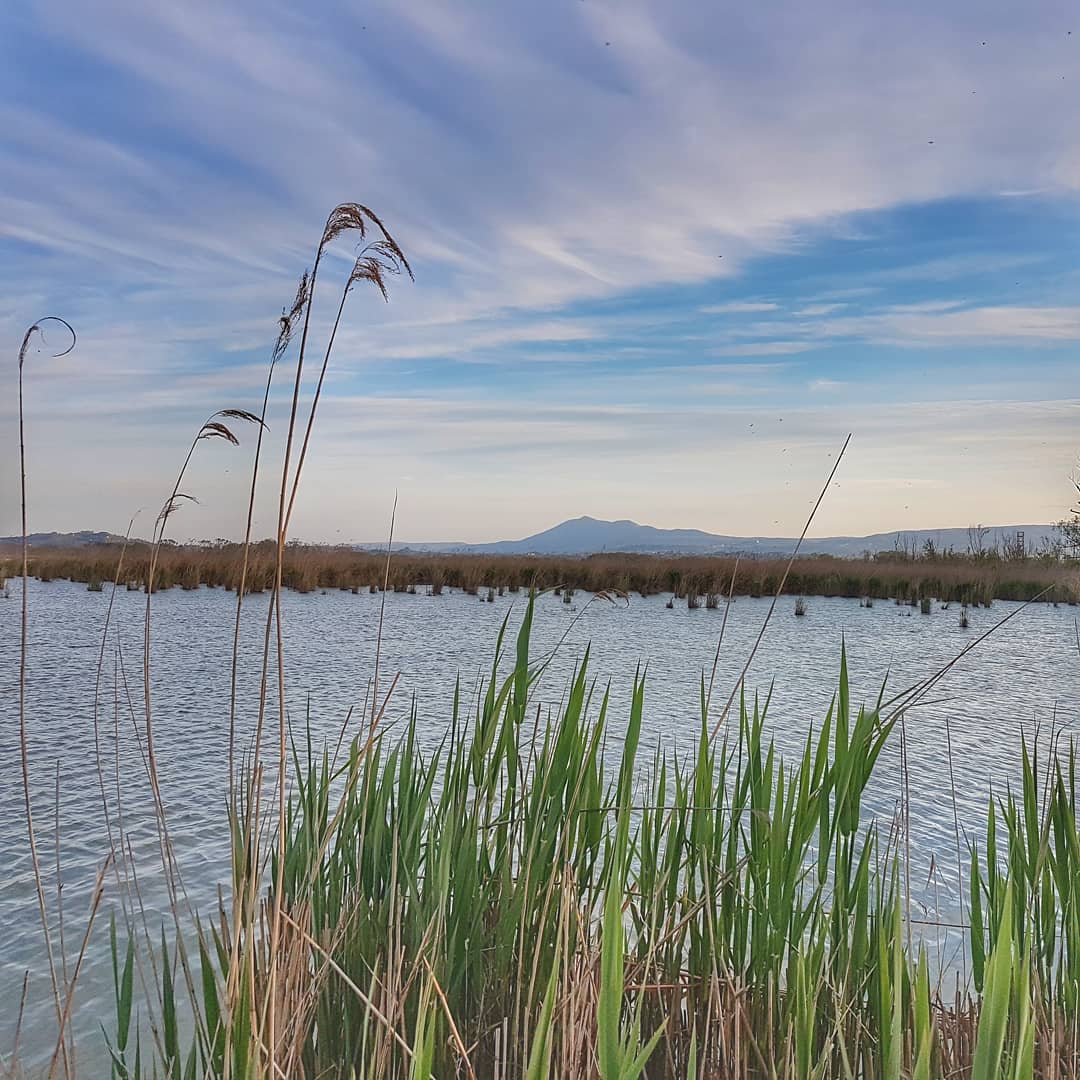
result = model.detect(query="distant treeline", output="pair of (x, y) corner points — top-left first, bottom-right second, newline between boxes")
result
(3, 540), (1077, 604)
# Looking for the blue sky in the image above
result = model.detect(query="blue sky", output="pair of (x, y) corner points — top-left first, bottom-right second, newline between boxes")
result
(2, 0), (1079, 542)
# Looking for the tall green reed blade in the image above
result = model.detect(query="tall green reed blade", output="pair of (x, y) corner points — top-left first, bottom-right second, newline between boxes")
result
(972, 880), (1015, 1080)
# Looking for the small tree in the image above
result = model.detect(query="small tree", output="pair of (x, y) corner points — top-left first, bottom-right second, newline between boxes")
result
(1057, 477), (1080, 554)
(1002, 530), (1027, 561)
(967, 523), (990, 558)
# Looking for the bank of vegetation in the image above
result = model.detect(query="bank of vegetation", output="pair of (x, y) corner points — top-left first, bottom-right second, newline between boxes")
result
(3, 541), (1078, 605)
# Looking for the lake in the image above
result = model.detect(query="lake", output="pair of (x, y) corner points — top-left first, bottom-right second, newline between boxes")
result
(2, 577), (1078, 1069)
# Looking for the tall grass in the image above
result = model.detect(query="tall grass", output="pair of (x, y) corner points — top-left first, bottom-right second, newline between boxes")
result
(96, 594), (1080, 1077)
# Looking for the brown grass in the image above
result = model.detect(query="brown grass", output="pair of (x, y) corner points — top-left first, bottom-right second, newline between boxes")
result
(7, 542), (1077, 605)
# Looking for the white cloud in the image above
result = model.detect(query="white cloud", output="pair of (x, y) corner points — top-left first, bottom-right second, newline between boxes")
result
(873, 305), (1080, 343)
(700, 302), (780, 314)
(711, 342), (814, 356)
(793, 303), (846, 316)
(705, 303), (1080, 351)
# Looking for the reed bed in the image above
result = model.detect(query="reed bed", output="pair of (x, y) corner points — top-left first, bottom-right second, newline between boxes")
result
(9, 201), (1080, 1079)
(100, 596), (1080, 1078)
(5, 542), (1077, 605)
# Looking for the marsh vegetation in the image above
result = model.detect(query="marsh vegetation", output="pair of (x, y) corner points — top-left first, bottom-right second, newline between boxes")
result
(6, 541), (1077, 607)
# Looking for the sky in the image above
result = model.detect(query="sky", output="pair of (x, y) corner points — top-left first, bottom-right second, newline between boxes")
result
(2, 0), (1079, 544)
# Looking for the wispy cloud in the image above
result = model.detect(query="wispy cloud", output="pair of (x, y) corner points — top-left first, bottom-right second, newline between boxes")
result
(711, 342), (814, 356)
(700, 301), (779, 314)
(862, 254), (1045, 284)
(793, 303), (846, 316)
(708, 303), (1080, 351)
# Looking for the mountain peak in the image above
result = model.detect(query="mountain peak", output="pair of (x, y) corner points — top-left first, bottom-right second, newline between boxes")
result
(393, 518), (1058, 558)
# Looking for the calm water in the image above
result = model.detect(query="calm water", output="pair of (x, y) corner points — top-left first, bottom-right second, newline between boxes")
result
(2, 578), (1079, 1069)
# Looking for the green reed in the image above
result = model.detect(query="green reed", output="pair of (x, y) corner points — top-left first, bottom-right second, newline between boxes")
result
(101, 593), (1080, 1078)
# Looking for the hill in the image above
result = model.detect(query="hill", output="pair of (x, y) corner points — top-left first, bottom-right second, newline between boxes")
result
(0, 530), (130, 549)
(386, 516), (1059, 558)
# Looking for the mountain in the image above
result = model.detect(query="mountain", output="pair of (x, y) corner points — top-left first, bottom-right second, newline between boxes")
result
(4, 520), (1060, 559)
(474, 517), (735, 554)
(0, 530), (130, 549)
(385, 517), (1060, 558)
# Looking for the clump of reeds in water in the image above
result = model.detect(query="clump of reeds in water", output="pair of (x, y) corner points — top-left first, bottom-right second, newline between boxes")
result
(794, 595), (807, 616)
(920, 596), (932, 614)
(10, 544), (1078, 605)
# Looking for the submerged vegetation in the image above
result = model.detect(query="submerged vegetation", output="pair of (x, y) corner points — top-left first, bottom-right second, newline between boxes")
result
(5, 541), (1078, 605)
(8, 203), (1080, 1078)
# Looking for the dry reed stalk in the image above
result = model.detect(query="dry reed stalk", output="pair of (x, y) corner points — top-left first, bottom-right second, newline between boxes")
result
(704, 556), (740, 722)
(236, 203), (411, 1073)
(5, 973), (30, 1078)
(92, 516), (138, 863)
(86, 525), (167, 1061)
(222, 273), (308, 1075)
(137, 409), (260, 1072)
(46, 855), (112, 1079)
(260, 208), (338, 1066)
(17, 317), (75, 1076)
(229, 274), (308, 794)
(710, 433), (852, 742)
(86, 518), (170, 1059)
(882, 584), (1054, 727)
(372, 494), (398, 735)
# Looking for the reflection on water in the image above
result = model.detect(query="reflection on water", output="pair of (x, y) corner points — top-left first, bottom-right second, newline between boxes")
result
(2, 578), (1077, 1067)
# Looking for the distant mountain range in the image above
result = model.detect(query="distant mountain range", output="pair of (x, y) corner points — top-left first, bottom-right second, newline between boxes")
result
(0, 530), (129, 549)
(375, 516), (1060, 558)
(3, 519), (1060, 559)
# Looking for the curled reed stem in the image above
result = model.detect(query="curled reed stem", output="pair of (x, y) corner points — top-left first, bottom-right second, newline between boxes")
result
(18, 317), (75, 1076)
